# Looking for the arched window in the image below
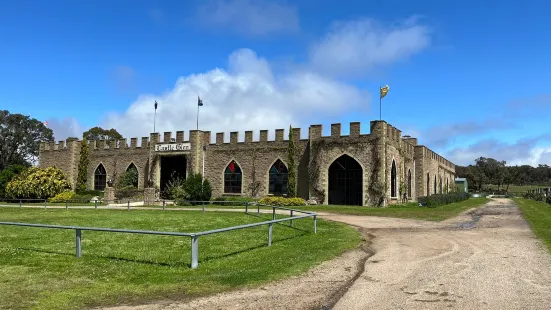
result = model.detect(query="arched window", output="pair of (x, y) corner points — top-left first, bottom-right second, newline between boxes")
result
(224, 160), (242, 193)
(269, 159), (288, 196)
(390, 160), (397, 198)
(447, 178), (449, 192)
(439, 176), (442, 194)
(407, 169), (412, 198)
(427, 173), (430, 196)
(126, 163), (139, 187)
(94, 164), (107, 191)
(434, 175), (437, 195)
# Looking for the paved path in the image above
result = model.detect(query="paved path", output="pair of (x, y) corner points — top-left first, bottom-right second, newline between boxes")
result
(330, 198), (551, 310)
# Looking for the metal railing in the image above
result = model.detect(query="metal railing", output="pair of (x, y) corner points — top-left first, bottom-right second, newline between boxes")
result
(0, 201), (317, 269)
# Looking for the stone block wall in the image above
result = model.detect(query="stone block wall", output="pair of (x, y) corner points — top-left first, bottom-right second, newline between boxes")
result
(38, 119), (457, 206)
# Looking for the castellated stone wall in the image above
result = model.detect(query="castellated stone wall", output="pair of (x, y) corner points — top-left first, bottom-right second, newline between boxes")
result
(38, 120), (456, 206)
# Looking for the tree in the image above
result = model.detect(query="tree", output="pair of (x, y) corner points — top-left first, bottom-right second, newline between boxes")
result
(287, 125), (297, 197)
(82, 126), (123, 141)
(76, 138), (90, 193)
(0, 110), (54, 170)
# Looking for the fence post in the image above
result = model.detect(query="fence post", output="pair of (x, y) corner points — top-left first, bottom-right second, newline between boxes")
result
(245, 202), (249, 214)
(191, 235), (199, 269)
(75, 229), (82, 258)
(94, 200), (97, 209)
(202, 202), (205, 212)
(44, 199), (47, 209)
(127, 200), (130, 211)
(268, 223), (273, 246)
(163, 200), (166, 211)
(66, 200), (68, 210)
(257, 204), (260, 216)
(19, 199), (22, 208)
(313, 215), (317, 234)
(272, 207), (276, 220)
(290, 210), (293, 227)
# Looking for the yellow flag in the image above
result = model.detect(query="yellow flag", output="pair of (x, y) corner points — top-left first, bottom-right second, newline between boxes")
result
(380, 85), (389, 99)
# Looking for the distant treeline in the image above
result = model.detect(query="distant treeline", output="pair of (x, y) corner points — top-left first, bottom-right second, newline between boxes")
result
(455, 157), (551, 191)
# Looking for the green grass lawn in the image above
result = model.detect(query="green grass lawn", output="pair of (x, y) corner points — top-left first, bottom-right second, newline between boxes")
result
(513, 198), (551, 254)
(295, 198), (490, 221)
(0, 208), (361, 310)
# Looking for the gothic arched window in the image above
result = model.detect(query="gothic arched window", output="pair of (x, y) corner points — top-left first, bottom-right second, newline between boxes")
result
(269, 159), (288, 195)
(224, 160), (242, 193)
(94, 164), (107, 191)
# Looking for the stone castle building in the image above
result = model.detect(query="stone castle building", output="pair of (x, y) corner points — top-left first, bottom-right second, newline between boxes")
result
(38, 120), (456, 206)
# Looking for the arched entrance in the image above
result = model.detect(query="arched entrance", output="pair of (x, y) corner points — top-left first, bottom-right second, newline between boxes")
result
(328, 154), (363, 206)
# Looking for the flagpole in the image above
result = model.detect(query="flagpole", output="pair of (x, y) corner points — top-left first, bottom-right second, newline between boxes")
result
(197, 101), (200, 131)
(154, 101), (158, 133)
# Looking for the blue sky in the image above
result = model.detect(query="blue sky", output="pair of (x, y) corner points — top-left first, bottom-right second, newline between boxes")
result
(1, 0), (550, 166)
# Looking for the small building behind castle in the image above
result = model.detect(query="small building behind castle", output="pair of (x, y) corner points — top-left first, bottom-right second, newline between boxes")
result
(38, 120), (456, 206)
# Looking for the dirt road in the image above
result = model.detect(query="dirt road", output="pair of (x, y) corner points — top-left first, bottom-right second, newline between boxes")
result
(102, 198), (551, 310)
(332, 198), (551, 309)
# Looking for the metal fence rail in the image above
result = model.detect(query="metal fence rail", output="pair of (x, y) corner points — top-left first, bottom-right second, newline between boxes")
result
(0, 201), (317, 269)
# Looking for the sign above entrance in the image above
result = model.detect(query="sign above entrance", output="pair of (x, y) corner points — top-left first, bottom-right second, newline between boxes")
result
(154, 143), (191, 152)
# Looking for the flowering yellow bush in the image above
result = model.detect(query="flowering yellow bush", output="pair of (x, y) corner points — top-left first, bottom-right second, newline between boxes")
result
(5, 167), (71, 199)
(48, 191), (76, 202)
(259, 196), (306, 206)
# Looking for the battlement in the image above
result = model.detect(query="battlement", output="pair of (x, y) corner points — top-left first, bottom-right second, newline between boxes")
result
(415, 145), (455, 170)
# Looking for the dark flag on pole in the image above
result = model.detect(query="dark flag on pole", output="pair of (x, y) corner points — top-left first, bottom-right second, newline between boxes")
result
(198, 96), (203, 106)
(154, 101), (158, 110)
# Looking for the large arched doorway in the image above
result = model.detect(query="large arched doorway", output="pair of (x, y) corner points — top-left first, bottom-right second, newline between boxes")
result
(390, 160), (397, 198)
(328, 154), (362, 206)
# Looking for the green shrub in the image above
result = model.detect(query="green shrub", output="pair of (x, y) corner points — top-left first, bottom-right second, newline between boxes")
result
(76, 189), (103, 198)
(5, 167), (71, 199)
(210, 196), (257, 206)
(0, 164), (28, 197)
(417, 192), (469, 208)
(259, 196), (306, 206)
(49, 191), (76, 203)
(117, 166), (138, 188)
(73, 194), (96, 202)
(115, 186), (142, 200)
(546, 195), (551, 205)
(182, 173), (212, 201)
(161, 172), (186, 200)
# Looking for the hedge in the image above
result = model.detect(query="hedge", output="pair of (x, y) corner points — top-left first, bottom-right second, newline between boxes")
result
(417, 192), (470, 208)
(258, 196), (306, 206)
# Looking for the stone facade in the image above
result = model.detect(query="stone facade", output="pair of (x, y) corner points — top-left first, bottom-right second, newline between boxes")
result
(38, 120), (456, 206)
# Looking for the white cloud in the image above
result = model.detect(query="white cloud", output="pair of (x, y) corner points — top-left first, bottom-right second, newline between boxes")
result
(46, 117), (82, 141)
(444, 137), (551, 167)
(309, 17), (431, 77)
(101, 48), (367, 142)
(196, 0), (300, 36)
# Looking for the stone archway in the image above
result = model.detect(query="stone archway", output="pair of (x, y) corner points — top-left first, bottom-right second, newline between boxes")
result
(328, 154), (363, 206)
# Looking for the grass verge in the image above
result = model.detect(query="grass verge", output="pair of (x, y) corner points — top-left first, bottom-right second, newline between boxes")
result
(296, 198), (490, 221)
(0, 208), (361, 310)
(512, 198), (551, 254)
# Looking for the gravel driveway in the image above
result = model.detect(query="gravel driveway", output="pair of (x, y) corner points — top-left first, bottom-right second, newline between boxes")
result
(101, 198), (551, 310)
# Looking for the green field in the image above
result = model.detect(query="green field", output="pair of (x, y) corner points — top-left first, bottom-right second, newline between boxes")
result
(485, 184), (546, 192)
(296, 198), (490, 221)
(513, 198), (551, 254)
(0, 208), (361, 310)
